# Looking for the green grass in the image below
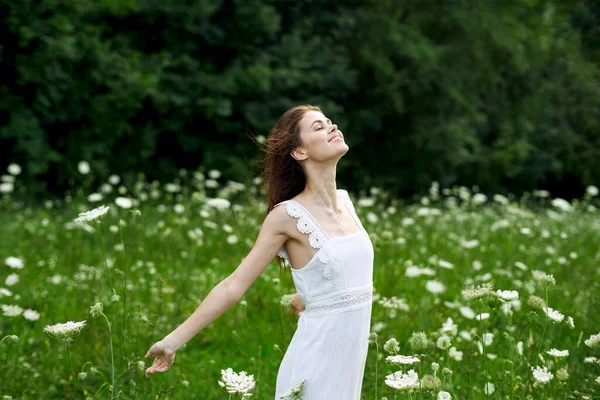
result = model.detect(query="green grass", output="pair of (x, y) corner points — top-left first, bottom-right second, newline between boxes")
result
(0, 179), (599, 399)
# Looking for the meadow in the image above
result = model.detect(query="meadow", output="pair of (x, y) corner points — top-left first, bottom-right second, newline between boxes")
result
(0, 167), (599, 399)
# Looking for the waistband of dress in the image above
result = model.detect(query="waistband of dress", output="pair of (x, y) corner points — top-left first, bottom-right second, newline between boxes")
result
(304, 283), (373, 317)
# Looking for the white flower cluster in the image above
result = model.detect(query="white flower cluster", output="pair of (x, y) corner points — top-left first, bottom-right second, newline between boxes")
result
(531, 366), (553, 385)
(437, 391), (451, 400)
(385, 369), (419, 390)
(543, 307), (564, 323)
(386, 355), (420, 365)
(205, 198), (231, 210)
(461, 283), (493, 300)
(217, 368), (255, 398)
(279, 378), (306, 400)
(44, 320), (87, 341)
(280, 294), (294, 308)
(5, 257), (24, 270)
(496, 289), (518, 301)
(546, 348), (569, 358)
(74, 205), (110, 223)
(585, 332), (600, 348)
(378, 296), (410, 312)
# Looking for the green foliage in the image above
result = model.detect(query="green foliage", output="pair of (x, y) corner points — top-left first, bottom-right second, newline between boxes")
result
(0, 0), (598, 198)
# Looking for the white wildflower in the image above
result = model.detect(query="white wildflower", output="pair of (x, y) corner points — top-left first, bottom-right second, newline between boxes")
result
(7, 164), (21, 175)
(5, 274), (19, 286)
(5, 257), (24, 269)
(532, 366), (553, 384)
(496, 290), (518, 301)
(438, 259), (454, 269)
(23, 309), (40, 321)
(115, 197), (133, 209)
(1, 304), (23, 317)
(208, 169), (221, 179)
(358, 197), (375, 207)
(438, 390), (451, 400)
(484, 382), (495, 395)
(440, 318), (458, 336)
(90, 303), (104, 318)
(74, 205), (110, 223)
(436, 335), (452, 350)
(227, 235), (238, 244)
(426, 280), (446, 294)
(87, 193), (103, 202)
(383, 338), (400, 354)
(543, 307), (565, 323)
(205, 198), (231, 209)
(78, 161), (90, 175)
(385, 369), (419, 390)
(44, 320), (87, 341)
(461, 239), (479, 249)
(448, 347), (463, 361)
(217, 368), (255, 398)
(551, 198), (572, 212)
(279, 378), (306, 400)
(108, 175), (120, 185)
(546, 348), (569, 358)
(461, 283), (493, 300)
(386, 355), (420, 365)
(280, 294), (294, 308)
(585, 332), (600, 348)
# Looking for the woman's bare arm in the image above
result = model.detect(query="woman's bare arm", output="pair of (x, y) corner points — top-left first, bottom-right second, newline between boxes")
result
(145, 205), (291, 373)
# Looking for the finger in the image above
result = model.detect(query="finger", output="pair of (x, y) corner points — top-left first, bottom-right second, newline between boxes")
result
(145, 350), (153, 358)
(158, 364), (169, 372)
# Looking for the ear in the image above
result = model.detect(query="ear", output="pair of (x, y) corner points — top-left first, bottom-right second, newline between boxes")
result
(290, 146), (308, 162)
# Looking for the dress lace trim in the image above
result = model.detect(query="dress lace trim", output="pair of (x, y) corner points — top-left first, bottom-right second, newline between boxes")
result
(304, 283), (373, 317)
(275, 189), (356, 293)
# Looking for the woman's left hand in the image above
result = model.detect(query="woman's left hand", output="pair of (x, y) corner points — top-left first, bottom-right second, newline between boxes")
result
(145, 340), (176, 374)
(285, 293), (305, 316)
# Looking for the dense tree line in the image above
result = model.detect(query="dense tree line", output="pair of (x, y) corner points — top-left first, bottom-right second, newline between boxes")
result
(1, 0), (598, 199)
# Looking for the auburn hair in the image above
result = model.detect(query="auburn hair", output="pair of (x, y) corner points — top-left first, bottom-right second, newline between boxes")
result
(257, 104), (322, 271)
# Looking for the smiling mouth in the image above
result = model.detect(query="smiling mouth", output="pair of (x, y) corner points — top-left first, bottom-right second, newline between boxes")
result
(328, 135), (343, 143)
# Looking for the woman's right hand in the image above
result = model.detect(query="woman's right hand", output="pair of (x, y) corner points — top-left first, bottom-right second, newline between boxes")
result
(285, 293), (305, 316)
(144, 340), (176, 374)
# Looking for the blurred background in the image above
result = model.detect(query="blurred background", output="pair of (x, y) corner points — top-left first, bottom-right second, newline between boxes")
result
(1, 0), (599, 201)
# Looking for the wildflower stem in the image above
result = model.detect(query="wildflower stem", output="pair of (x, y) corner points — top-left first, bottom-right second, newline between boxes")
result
(419, 358), (423, 400)
(479, 302), (489, 400)
(100, 311), (115, 399)
(374, 339), (379, 400)
(66, 341), (77, 400)
(119, 223), (130, 362)
(536, 286), (550, 359)
(96, 226), (114, 290)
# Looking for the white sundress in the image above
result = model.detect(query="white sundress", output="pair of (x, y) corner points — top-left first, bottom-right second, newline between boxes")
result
(273, 189), (375, 400)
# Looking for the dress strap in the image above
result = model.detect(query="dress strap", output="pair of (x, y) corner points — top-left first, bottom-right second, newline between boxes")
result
(336, 189), (364, 231)
(274, 189), (362, 265)
(282, 200), (330, 248)
(274, 199), (330, 265)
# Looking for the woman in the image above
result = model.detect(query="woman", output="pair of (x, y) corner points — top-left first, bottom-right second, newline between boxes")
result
(145, 105), (374, 399)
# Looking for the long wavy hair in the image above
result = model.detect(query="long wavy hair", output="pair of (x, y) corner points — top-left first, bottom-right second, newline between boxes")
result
(257, 104), (322, 271)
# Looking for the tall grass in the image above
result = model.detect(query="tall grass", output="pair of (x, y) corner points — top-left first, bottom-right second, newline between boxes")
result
(0, 172), (599, 399)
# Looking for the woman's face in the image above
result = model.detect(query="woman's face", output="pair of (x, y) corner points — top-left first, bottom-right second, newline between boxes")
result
(293, 110), (348, 163)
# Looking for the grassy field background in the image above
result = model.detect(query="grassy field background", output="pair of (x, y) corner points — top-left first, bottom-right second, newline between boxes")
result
(0, 174), (599, 399)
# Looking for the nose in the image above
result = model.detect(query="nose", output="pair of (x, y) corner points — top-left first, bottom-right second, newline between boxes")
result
(329, 123), (338, 133)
